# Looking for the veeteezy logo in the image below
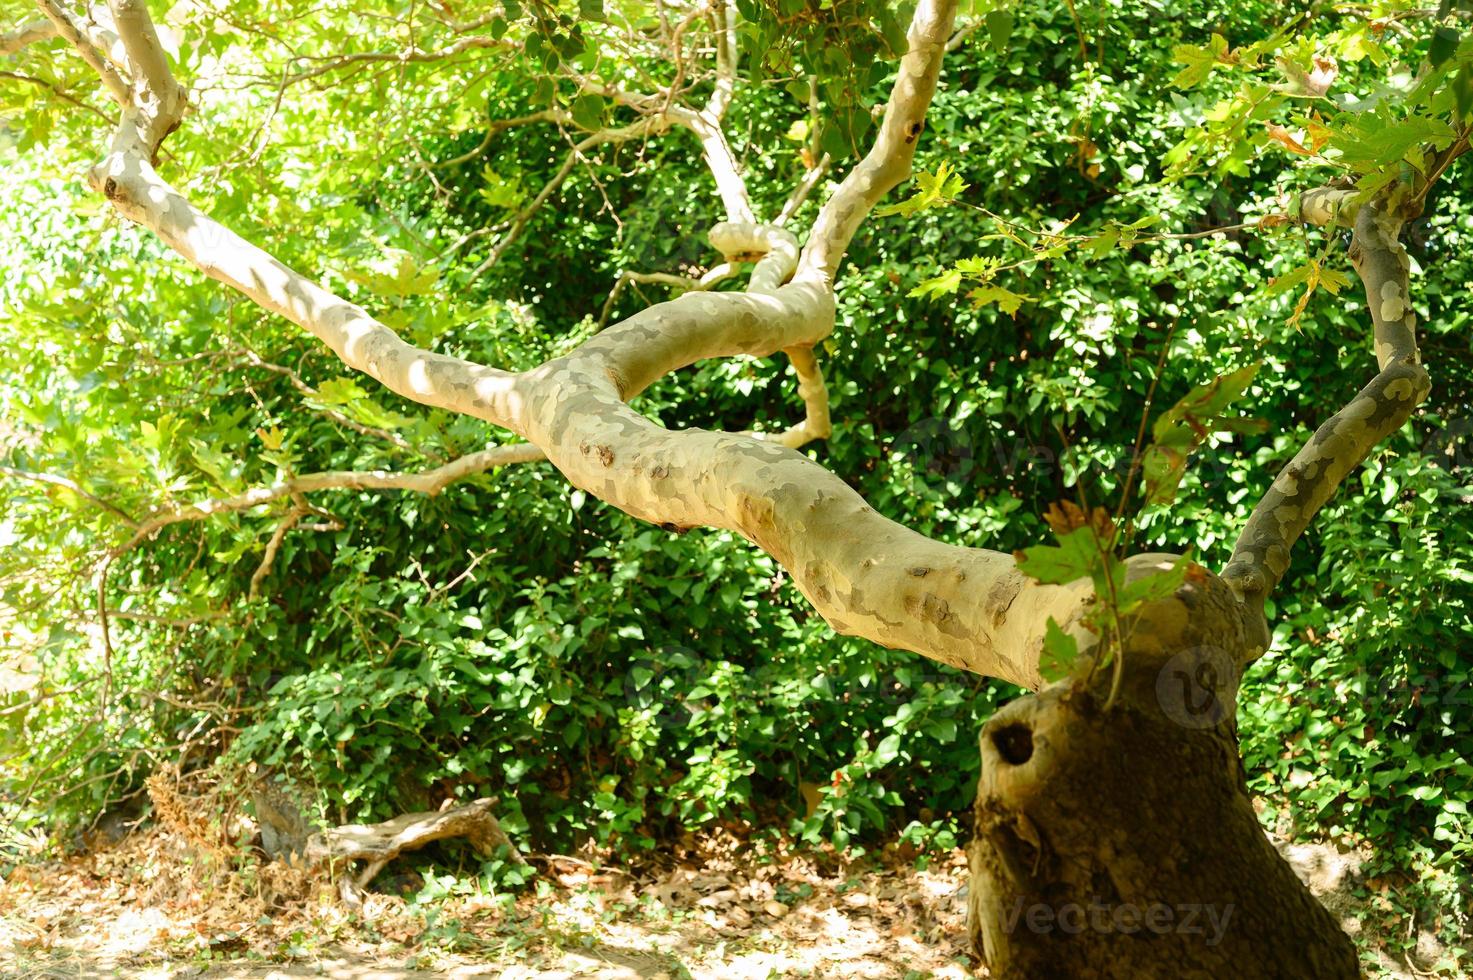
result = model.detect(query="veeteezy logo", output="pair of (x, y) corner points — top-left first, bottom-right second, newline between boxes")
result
(1002, 898), (1235, 946)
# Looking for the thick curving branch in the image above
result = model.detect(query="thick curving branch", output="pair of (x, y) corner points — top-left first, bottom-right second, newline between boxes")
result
(52, 0), (1103, 689)
(1221, 194), (1431, 601)
(746, 345), (832, 450)
(567, 74), (757, 224)
(1, 17), (54, 53)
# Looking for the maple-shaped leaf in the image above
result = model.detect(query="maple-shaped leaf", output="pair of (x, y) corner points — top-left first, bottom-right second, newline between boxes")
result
(968, 285), (1032, 317)
(875, 162), (969, 217)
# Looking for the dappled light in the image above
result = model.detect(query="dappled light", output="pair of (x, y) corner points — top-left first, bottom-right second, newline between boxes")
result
(2, 0), (1470, 976)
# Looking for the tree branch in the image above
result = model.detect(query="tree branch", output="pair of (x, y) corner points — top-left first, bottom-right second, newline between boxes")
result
(0, 68), (114, 123)
(116, 444), (546, 554)
(796, 0), (957, 283)
(248, 501), (308, 600)
(0, 464), (137, 524)
(104, 0), (186, 152)
(748, 345), (831, 450)
(33, 0), (128, 105)
(1, 17), (54, 53)
(59, 0), (1098, 688)
(776, 153), (831, 227)
(279, 33), (516, 86)
(429, 108), (569, 169)
(1221, 195), (1432, 601)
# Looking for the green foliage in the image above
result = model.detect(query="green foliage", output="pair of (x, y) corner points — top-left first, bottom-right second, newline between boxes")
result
(1, 0), (1471, 968)
(1142, 363), (1267, 507)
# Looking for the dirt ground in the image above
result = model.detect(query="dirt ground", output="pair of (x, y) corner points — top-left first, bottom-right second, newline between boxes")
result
(0, 822), (1456, 979)
(0, 827), (977, 979)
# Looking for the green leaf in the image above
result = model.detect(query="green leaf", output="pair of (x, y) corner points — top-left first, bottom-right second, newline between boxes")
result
(967, 284), (1032, 316)
(478, 167), (526, 210)
(1429, 26), (1460, 68)
(1142, 364), (1262, 506)
(1265, 261), (1314, 296)
(570, 92), (605, 131)
(1171, 34), (1229, 89)
(875, 162), (969, 217)
(1086, 226), (1120, 258)
(872, 732), (903, 766)
(1116, 555), (1191, 614)
(908, 268), (963, 299)
(314, 377), (368, 406)
(985, 10), (1014, 54)
(1014, 526), (1109, 585)
(1330, 112), (1457, 173)
(1038, 618), (1080, 683)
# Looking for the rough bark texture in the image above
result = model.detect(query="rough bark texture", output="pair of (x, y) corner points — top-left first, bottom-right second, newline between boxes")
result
(966, 562), (1359, 979)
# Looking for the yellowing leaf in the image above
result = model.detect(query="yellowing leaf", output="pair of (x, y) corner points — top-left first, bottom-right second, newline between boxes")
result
(256, 426), (285, 451)
(1318, 267), (1353, 295)
(968, 285), (1032, 316)
(1265, 123), (1312, 156)
(1171, 33), (1232, 89)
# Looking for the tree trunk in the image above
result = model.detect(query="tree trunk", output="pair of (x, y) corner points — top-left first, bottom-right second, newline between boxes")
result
(966, 642), (1359, 979)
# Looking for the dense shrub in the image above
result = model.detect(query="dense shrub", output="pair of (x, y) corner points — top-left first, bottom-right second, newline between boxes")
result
(1, 0), (1468, 961)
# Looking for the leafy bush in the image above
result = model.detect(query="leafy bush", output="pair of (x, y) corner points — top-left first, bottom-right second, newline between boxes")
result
(1, 0), (1469, 961)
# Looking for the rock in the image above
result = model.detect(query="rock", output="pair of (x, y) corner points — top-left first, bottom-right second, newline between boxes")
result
(696, 888), (739, 908)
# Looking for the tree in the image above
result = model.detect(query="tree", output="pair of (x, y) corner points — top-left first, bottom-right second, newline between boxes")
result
(2, 0), (1470, 975)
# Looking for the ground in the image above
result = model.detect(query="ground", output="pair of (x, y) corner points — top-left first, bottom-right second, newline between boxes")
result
(0, 826), (977, 979)
(0, 816), (1451, 978)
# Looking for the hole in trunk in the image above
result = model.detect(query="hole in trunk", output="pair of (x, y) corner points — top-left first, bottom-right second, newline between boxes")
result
(991, 723), (1033, 765)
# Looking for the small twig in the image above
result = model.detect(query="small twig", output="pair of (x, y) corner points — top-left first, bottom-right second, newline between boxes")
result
(0, 69), (116, 124)
(248, 503), (308, 599)
(0, 465), (138, 524)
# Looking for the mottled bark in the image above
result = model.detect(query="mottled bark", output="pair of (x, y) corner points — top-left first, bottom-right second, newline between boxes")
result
(1222, 196), (1431, 603)
(65, 0), (1089, 688)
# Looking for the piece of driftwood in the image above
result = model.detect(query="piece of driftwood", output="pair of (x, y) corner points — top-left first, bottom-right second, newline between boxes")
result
(304, 797), (525, 891)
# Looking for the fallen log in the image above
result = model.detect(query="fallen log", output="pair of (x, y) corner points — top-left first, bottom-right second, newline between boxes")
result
(303, 797), (525, 892)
